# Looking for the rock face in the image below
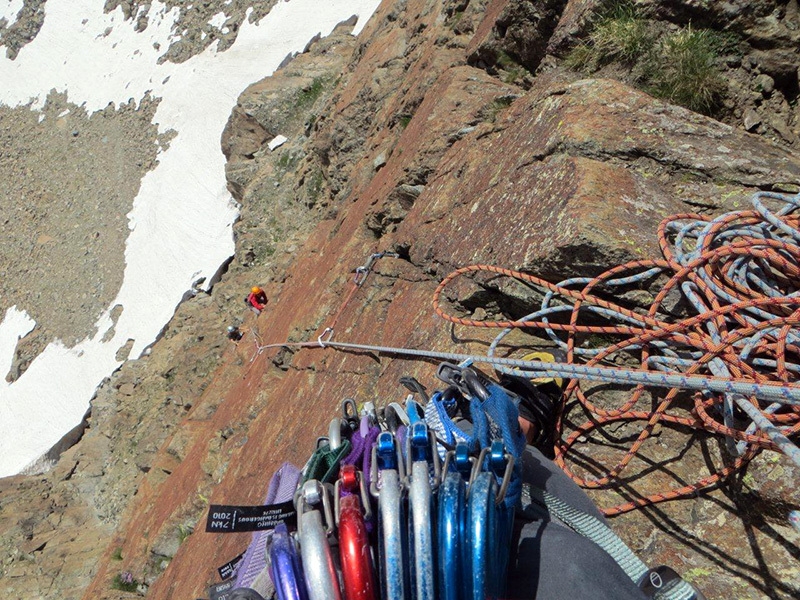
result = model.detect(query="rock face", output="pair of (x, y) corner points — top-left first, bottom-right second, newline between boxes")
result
(2, 1), (800, 599)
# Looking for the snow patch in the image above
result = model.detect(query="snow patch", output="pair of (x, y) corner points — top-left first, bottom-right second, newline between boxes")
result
(0, 0), (23, 26)
(0, 0), (382, 477)
(209, 11), (227, 29)
(268, 134), (288, 150)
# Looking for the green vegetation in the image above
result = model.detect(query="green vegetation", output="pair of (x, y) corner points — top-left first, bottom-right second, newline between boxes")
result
(484, 95), (515, 122)
(295, 77), (327, 110)
(648, 27), (726, 114)
(276, 150), (300, 172)
(449, 10), (464, 27)
(177, 524), (192, 545)
(112, 572), (139, 593)
(111, 547), (123, 561)
(566, 1), (650, 71)
(682, 567), (714, 583)
(304, 169), (325, 207)
(398, 114), (412, 129)
(496, 51), (529, 84)
(565, 1), (732, 115)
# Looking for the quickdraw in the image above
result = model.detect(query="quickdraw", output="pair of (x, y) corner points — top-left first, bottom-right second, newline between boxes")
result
(437, 444), (471, 600)
(404, 420), (439, 600)
(370, 431), (408, 600)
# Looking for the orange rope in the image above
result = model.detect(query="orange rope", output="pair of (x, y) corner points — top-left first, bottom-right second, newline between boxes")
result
(432, 242), (800, 515)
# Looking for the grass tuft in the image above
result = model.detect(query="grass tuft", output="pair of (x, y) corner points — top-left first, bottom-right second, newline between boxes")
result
(565, 1), (731, 115)
(566, 1), (651, 71)
(295, 77), (327, 110)
(647, 27), (726, 114)
(177, 524), (193, 545)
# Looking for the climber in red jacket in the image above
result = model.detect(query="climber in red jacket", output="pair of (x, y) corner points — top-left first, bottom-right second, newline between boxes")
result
(246, 286), (268, 314)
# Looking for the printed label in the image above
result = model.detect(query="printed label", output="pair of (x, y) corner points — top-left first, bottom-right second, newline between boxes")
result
(208, 580), (235, 600)
(217, 551), (245, 581)
(205, 500), (297, 533)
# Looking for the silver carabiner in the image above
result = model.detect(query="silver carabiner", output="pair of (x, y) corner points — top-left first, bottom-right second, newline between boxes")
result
(295, 480), (341, 600)
(328, 417), (343, 450)
(405, 421), (439, 600)
(370, 432), (408, 600)
(370, 431), (406, 497)
(404, 423), (442, 491)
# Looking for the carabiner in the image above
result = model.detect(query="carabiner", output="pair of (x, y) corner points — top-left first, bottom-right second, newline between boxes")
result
(295, 480), (342, 600)
(437, 443), (471, 600)
(342, 398), (361, 433)
(382, 402), (409, 433)
(405, 421), (439, 600)
(405, 421), (442, 490)
(465, 442), (515, 600)
(400, 375), (430, 403)
(436, 363), (491, 401)
(466, 468), (499, 600)
(269, 523), (309, 600)
(354, 251), (399, 286)
(335, 465), (377, 600)
(360, 401), (378, 436)
(329, 417), (344, 450)
(369, 432), (408, 600)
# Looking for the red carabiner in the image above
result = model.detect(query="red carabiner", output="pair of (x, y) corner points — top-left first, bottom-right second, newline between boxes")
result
(337, 465), (377, 600)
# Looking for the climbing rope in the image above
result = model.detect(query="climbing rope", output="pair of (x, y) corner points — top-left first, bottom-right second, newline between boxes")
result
(431, 190), (800, 514)
(253, 190), (799, 516)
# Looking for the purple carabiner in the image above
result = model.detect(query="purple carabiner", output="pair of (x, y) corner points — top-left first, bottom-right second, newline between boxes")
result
(269, 523), (309, 600)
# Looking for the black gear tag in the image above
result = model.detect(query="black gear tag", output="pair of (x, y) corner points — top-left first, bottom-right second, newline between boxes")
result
(640, 565), (681, 596)
(208, 580), (235, 600)
(217, 551), (245, 580)
(205, 500), (296, 533)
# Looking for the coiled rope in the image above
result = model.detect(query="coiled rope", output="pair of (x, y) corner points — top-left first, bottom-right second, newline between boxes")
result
(254, 191), (799, 516)
(431, 191), (800, 514)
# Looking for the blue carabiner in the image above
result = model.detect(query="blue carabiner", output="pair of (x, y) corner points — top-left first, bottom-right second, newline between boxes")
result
(406, 399), (426, 426)
(466, 441), (515, 600)
(405, 421), (440, 600)
(370, 432), (408, 600)
(436, 443), (472, 600)
(269, 523), (309, 600)
(466, 470), (498, 600)
(488, 441), (515, 598)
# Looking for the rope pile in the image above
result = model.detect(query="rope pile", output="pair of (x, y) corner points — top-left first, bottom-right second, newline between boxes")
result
(433, 191), (800, 514)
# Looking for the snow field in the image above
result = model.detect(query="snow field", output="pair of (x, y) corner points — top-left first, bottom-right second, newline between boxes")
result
(0, 0), (381, 476)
